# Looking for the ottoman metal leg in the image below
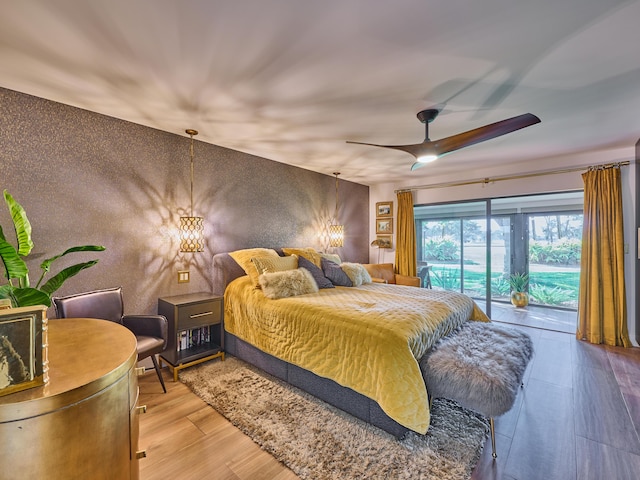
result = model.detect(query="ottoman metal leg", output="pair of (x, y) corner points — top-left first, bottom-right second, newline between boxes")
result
(490, 418), (497, 458)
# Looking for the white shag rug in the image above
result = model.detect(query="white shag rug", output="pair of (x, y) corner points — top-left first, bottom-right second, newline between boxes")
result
(181, 357), (489, 480)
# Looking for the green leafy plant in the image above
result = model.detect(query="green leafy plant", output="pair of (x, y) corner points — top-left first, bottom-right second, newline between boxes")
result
(529, 284), (574, 306)
(529, 240), (581, 266)
(508, 272), (529, 293)
(431, 267), (461, 291)
(422, 237), (460, 262)
(491, 275), (511, 296)
(0, 190), (105, 307)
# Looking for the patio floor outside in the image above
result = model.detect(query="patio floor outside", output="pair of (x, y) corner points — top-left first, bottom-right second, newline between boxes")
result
(477, 300), (577, 334)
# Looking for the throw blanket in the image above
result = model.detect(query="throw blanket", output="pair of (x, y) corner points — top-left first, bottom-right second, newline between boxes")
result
(224, 277), (489, 434)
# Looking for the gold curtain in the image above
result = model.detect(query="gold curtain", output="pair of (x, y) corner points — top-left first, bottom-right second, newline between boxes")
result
(394, 190), (417, 276)
(577, 166), (631, 347)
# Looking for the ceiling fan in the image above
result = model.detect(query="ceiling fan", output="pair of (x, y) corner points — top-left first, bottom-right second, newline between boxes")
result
(346, 109), (541, 170)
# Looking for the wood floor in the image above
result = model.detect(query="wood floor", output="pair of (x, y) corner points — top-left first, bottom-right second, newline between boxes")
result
(137, 369), (297, 480)
(138, 322), (640, 480)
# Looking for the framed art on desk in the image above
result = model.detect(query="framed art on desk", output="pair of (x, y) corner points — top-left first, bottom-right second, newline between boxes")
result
(0, 305), (48, 397)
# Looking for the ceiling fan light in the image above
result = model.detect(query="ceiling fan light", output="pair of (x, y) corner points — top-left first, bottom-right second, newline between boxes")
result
(416, 153), (438, 163)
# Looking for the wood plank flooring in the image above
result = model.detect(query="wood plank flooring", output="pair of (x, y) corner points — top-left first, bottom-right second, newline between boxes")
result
(138, 323), (640, 480)
(137, 371), (297, 480)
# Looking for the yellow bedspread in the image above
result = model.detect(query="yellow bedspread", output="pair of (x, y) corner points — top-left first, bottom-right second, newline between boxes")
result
(224, 276), (489, 434)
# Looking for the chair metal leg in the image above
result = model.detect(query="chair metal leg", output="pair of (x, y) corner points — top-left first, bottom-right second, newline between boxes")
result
(490, 417), (497, 458)
(151, 354), (167, 393)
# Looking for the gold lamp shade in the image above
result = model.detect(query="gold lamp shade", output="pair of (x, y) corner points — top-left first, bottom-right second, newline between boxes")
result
(328, 224), (344, 247)
(180, 216), (204, 252)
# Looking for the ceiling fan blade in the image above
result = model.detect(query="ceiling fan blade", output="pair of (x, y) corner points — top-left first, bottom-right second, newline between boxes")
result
(410, 161), (427, 171)
(434, 113), (540, 156)
(346, 140), (424, 157)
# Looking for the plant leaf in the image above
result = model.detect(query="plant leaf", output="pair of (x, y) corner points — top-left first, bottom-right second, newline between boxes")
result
(0, 237), (29, 280)
(9, 286), (51, 307)
(39, 260), (100, 296)
(3, 190), (34, 256)
(0, 284), (17, 306)
(39, 245), (106, 272)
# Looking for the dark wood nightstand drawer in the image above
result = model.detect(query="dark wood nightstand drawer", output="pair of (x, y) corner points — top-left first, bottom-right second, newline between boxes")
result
(177, 301), (221, 330)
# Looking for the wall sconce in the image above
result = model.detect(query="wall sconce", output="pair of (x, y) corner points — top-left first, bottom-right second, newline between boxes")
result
(329, 172), (344, 247)
(180, 129), (204, 252)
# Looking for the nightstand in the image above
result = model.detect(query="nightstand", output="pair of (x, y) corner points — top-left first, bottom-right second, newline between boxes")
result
(158, 292), (224, 381)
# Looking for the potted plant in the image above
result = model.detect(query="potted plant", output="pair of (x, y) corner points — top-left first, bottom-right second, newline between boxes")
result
(509, 272), (529, 308)
(0, 190), (105, 308)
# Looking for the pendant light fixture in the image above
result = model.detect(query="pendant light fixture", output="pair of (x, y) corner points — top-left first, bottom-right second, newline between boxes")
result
(179, 129), (204, 252)
(328, 172), (344, 247)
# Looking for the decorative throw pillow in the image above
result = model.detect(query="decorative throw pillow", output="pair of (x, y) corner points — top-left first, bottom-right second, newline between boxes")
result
(319, 252), (342, 265)
(229, 248), (279, 287)
(298, 255), (334, 289)
(282, 247), (322, 267)
(252, 254), (298, 275)
(321, 258), (353, 287)
(340, 262), (372, 287)
(259, 268), (319, 299)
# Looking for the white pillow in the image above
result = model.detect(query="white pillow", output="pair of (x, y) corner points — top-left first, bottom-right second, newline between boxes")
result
(259, 268), (319, 299)
(340, 263), (373, 286)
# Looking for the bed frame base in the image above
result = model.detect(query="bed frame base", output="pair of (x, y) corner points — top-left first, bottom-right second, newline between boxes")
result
(224, 332), (409, 439)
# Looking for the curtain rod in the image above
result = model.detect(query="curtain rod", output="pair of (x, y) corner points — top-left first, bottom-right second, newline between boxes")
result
(395, 161), (631, 193)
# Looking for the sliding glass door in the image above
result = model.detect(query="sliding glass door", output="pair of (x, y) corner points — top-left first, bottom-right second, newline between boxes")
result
(415, 191), (583, 315)
(416, 201), (489, 303)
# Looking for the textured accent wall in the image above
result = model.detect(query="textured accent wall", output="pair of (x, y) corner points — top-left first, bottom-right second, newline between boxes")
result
(0, 87), (369, 315)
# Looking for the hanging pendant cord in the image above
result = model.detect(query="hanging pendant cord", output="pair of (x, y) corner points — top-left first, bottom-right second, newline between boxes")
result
(186, 129), (198, 216)
(334, 172), (340, 220)
(189, 133), (195, 216)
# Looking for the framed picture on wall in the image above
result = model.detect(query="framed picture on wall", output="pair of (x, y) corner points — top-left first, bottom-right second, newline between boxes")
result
(376, 201), (393, 217)
(376, 235), (392, 249)
(376, 218), (393, 234)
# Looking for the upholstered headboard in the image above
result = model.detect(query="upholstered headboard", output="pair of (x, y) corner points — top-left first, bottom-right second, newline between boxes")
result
(212, 253), (246, 296)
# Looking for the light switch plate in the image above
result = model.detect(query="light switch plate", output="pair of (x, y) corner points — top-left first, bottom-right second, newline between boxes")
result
(177, 270), (190, 283)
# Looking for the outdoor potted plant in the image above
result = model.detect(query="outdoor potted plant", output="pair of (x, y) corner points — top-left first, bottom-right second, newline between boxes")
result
(0, 190), (105, 308)
(509, 272), (529, 308)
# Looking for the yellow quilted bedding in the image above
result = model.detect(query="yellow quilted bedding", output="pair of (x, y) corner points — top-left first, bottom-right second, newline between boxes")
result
(224, 276), (489, 434)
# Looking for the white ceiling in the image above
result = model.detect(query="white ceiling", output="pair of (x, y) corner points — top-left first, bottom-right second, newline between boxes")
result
(2, 0), (639, 186)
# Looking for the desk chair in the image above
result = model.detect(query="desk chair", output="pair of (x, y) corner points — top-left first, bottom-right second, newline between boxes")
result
(53, 287), (169, 393)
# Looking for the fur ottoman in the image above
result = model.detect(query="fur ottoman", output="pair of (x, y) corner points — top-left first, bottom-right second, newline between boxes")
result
(419, 321), (534, 458)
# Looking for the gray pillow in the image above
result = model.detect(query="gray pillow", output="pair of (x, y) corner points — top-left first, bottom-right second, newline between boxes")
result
(321, 258), (353, 287)
(298, 255), (334, 289)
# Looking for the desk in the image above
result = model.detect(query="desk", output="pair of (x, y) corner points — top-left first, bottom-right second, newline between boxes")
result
(0, 318), (142, 480)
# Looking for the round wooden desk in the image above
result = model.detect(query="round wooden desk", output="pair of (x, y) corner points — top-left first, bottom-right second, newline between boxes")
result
(0, 318), (141, 480)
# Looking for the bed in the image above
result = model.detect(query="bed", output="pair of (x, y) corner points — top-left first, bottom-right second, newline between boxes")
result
(212, 249), (488, 437)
